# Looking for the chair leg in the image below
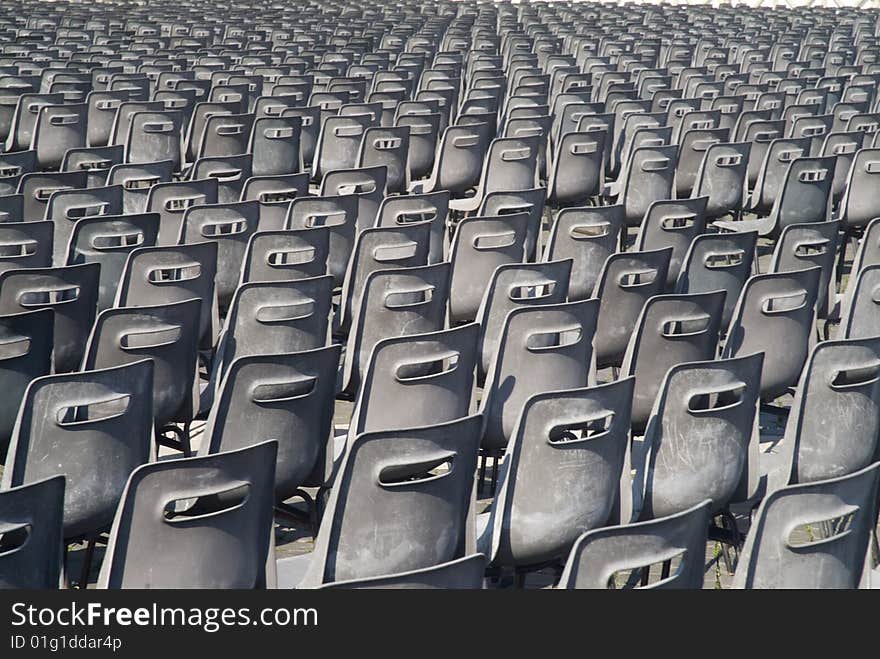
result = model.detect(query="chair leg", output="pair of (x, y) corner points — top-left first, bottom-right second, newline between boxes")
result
(156, 423), (193, 457)
(478, 453), (488, 495)
(78, 537), (97, 589)
(490, 455), (500, 496)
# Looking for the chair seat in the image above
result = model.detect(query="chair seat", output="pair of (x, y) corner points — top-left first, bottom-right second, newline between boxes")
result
(713, 217), (772, 236)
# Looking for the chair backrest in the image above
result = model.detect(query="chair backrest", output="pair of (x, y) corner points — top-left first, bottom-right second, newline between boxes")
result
(482, 299), (599, 453)
(145, 178), (219, 246)
(205, 346), (339, 502)
(299, 415), (481, 586)
(0, 151), (36, 199)
(543, 204), (623, 302)
(768, 220), (839, 318)
(62, 145), (124, 189)
(635, 197), (708, 288)
(197, 111), (255, 159)
(126, 110), (184, 171)
(281, 106), (321, 166)
(769, 155), (835, 235)
(286, 194), (359, 287)
(546, 130), (605, 207)
(214, 274), (332, 379)
(178, 200), (260, 310)
(486, 378), (634, 568)
(621, 290), (726, 434)
(115, 241), (218, 347)
(620, 144), (677, 226)
(477, 187), (547, 262)
(107, 160), (174, 215)
(674, 127), (728, 198)
(83, 298), (200, 426)
(558, 500), (712, 589)
(189, 154), (253, 204)
(0, 475), (65, 589)
(634, 352), (764, 521)
(0, 308), (52, 457)
(344, 262), (451, 397)
(0, 262), (98, 373)
(448, 213), (529, 324)
(312, 113), (376, 182)
(733, 462), (880, 589)
(317, 554), (486, 590)
(249, 115), (302, 177)
(396, 112), (441, 181)
(357, 125), (410, 194)
(693, 141), (751, 219)
(375, 190), (449, 265)
(32, 103), (87, 169)
(338, 222), (431, 335)
(476, 259), (573, 382)
(749, 136), (810, 214)
(431, 121), (494, 196)
(65, 213), (160, 311)
(840, 147), (880, 230)
(0, 220), (53, 275)
(45, 184), (124, 265)
(97, 441), (278, 589)
(240, 227), (329, 285)
(594, 247), (672, 368)
(772, 337), (880, 490)
(350, 323), (479, 439)
(2, 361), (154, 539)
(723, 267), (820, 400)
(319, 165), (388, 232)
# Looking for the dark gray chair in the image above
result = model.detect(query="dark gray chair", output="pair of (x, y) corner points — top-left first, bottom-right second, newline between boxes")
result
(543, 205), (624, 302)
(733, 462), (880, 589)
(2, 361), (154, 542)
(277, 415), (481, 588)
(97, 441), (278, 589)
(0, 262), (99, 373)
(479, 378), (635, 574)
(557, 500), (712, 589)
(0, 220), (53, 274)
(621, 290), (726, 434)
(0, 475), (65, 589)
(634, 197), (708, 287)
(286, 194), (359, 287)
(240, 228), (329, 285)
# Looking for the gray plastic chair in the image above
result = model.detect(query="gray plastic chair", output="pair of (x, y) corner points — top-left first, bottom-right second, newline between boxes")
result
(115, 242), (219, 350)
(65, 213), (160, 311)
(557, 500), (712, 589)
(479, 378), (634, 572)
(374, 190), (449, 265)
(543, 205), (623, 302)
(0, 220), (53, 274)
(746, 136), (810, 215)
(448, 213), (530, 324)
(97, 441), (277, 589)
(343, 262), (450, 398)
(482, 299), (599, 455)
(32, 103), (87, 170)
(0, 309), (52, 460)
(45, 184), (124, 265)
(631, 352), (764, 524)
(106, 160), (174, 215)
(189, 154), (253, 204)
(760, 337), (880, 497)
(768, 220), (839, 319)
(716, 156), (834, 237)
(618, 144), (677, 227)
(62, 145), (124, 189)
(178, 200), (260, 311)
(634, 197), (708, 287)
(476, 259), (573, 383)
(196, 111), (255, 159)
(286, 194), (359, 287)
(839, 148), (880, 232)
(357, 125), (410, 194)
(692, 142), (751, 220)
(83, 299), (201, 436)
(240, 227), (329, 285)
(2, 360), (154, 541)
(621, 290), (726, 435)
(413, 121), (493, 198)
(733, 462), (880, 589)
(723, 267), (821, 401)
(316, 554), (486, 590)
(546, 130), (605, 208)
(477, 187), (547, 262)
(347, 323), (479, 447)
(205, 346), (339, 508)
(249, 116), (302, 177)
(126, 110), (184, 171)
(594, 247), (672, 369)
(0, 194), (24, 222)
(319, 165), (388, 233)
(337, 222), (431, 336)
(312, 113), (376, 183)
(18, 171), (88, 223)
(278, 415), (481, 588)
(145, 178), (219, 246)
(676, 230), (757, 329)
(0, 475), (65, 589)
(0, 262), (99, 373)
(0, 151), (36, 198)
